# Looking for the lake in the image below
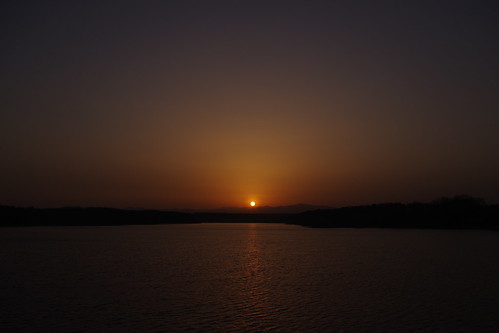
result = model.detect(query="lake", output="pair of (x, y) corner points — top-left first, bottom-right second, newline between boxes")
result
(1, 223), (499, 332)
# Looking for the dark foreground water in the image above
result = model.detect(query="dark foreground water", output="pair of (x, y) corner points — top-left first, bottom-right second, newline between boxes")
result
(1, 224), (499, 332)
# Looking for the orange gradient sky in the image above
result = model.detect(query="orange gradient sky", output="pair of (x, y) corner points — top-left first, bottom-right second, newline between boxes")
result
(1, 1), (499, 209)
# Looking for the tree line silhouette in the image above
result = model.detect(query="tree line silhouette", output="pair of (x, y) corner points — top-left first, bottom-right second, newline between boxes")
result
(1, 195), (498, 229)
(289, 195), (499, 229)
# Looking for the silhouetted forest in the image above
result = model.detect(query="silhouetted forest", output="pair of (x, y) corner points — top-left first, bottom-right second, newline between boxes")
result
(1, 196), (498, 229)
(0, 207), (191, 227)
(0, 206), (290, 227)
(289, 196), (499, 229)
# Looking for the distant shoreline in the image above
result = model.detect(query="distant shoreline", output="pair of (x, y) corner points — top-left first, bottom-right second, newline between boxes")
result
(2, 196), (498, 230)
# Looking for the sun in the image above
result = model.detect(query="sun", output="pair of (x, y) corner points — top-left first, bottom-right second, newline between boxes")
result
(250, 201), (256, 207)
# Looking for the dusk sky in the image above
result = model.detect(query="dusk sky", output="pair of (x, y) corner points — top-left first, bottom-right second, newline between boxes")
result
(1, 1), (498, 209)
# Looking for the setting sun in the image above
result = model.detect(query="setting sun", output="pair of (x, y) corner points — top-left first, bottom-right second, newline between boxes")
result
(250, 201), (256, 207)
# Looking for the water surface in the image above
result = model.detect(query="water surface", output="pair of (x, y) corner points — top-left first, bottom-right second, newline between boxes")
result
(1, 223), (499, 332)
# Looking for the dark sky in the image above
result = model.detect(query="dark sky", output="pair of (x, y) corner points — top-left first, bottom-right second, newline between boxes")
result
(1, 1), (499, 209)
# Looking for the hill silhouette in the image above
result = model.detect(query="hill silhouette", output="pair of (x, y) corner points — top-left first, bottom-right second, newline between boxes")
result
(182, 204), (333, 214)
(0, 206), (191, 227)
(1, 196), (498, 229)
(289, 196), (499, 229)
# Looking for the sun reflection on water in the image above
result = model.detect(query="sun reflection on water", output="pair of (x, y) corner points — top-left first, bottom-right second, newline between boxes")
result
(234, 223), (281, 328)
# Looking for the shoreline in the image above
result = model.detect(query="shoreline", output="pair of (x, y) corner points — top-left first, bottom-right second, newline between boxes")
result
(2, 200), (498, 230)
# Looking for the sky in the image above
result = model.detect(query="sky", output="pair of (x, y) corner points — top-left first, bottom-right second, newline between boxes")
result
(1, 1), (499, 209)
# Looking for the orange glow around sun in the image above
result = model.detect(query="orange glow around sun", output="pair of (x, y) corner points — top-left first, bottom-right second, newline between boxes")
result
(250, 201), (256, 207)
